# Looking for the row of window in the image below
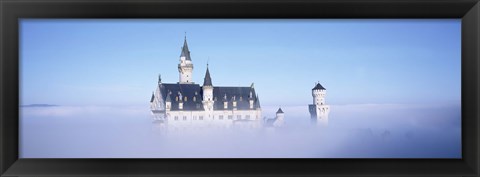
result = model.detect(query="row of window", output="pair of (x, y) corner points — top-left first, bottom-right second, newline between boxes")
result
(171, 96), (252, 102)
(171, 115), (253, 121)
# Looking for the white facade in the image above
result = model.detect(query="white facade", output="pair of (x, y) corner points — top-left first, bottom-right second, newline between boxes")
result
(178, 58), (193, 84)
(309, 83), (330, 126)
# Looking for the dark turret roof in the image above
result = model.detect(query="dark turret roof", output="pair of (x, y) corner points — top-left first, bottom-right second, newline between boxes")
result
(180, 37), (191, 61)
(203, 67), (212, 86)
(150, 92), (155, 102)
(276, 108), (284, 114)
(312, 83), (326, 90)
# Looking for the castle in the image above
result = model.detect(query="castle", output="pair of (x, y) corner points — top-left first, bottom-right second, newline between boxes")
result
(150, 36), (329, 129)
(149, 37), (263, 129)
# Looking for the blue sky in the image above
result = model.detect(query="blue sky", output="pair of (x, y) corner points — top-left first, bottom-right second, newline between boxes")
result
(20, 19), (461, 106)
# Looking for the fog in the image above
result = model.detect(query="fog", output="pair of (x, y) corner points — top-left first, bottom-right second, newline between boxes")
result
(20, 103), (460, 158)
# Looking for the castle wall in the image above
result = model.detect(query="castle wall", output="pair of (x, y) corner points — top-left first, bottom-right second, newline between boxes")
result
(162, 109), (262, 129)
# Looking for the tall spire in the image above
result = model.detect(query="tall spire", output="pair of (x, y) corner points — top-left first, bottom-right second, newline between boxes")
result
(180, 33), (191, 61)
(203, 64), (212, 86)
(158, 74), (162, 84)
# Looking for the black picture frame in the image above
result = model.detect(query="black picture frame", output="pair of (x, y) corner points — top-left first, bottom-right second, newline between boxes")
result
(1, 0), (479, 176)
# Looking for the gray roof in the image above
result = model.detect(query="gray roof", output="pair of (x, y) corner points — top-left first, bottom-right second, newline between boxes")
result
(203, 67), (212, 86)
(276, 108), (284, 114)
(161, 83), (203, 111)
(180, 38), (191, 61)
(212, 86), (259, 110)
(159, 83), (260, 111)
(312, 83), (326, 90)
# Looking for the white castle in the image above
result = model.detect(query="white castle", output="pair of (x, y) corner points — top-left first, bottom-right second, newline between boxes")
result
(150, 37), (263, 129)
(150, 36), (329, 129)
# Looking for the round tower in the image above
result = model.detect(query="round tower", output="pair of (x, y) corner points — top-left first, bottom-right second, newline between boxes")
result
(311, 82), (330, 126)
(178, 36), (194, 84)
(312, 82), (326, 105)
(276, 108), (284, 120)
(273, 107), (285, 127)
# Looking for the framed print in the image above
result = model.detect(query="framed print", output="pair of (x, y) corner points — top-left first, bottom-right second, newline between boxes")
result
(1, 0), (479, 176)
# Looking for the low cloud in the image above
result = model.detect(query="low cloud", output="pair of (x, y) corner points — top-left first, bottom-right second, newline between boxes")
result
(20, 103), (461, 158)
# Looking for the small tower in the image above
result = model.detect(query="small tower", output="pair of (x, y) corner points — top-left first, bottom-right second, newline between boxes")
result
(273, 108), (285, 127)
(178, 36), (194, 84)
(310, 82), (330, 126)
(202, 65), (214, 111)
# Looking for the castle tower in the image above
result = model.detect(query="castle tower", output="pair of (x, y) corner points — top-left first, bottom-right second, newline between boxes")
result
(202, 65), (214, 112)
(310, 82), (330, 126)
(273, 108), (284, 127)
(178, 36), (194, 84)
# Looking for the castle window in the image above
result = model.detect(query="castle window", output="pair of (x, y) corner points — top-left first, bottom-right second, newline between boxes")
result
(219, 115), (224, 120)
(183, 116), (187, 120)
(176, 97), (178, 101)
(174, 116), (178, 121)
(246, 115), (250, 119)
(185, 96), (187, 101)
(199, 116), (203, 120)
(237, 115), (241, 120)
(228, 115), (233, 120)
(193, 97), (196, 102)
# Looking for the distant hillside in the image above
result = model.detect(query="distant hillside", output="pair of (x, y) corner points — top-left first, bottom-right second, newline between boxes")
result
(21, 104), (59, 107)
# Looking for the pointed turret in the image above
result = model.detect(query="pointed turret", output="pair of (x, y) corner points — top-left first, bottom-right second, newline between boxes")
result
(180, 36), (191, 61)
(178, 35), (194, 84)
(203, 65), (212, 86)
(150, 92), (155, 102)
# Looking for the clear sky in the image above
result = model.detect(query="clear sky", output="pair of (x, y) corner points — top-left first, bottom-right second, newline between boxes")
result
(20, 19), (461, 106)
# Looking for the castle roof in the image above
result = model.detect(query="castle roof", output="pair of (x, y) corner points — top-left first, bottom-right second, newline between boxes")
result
(276, 108), (284, 114)
(312, 83), (326, 90)
(203, 67), (212, 86)
(180, 37), (191, 61)
(161, 84), (203, 110)
(159, 83), (260, 111)
(212, 86), (259, 110)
